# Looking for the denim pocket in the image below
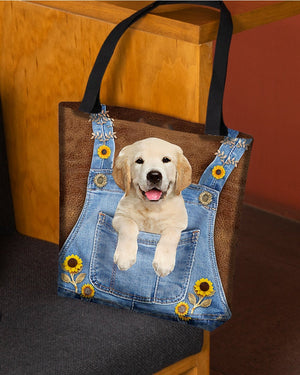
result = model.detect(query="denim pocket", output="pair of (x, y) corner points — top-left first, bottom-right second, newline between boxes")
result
(90, 212), (199, 304)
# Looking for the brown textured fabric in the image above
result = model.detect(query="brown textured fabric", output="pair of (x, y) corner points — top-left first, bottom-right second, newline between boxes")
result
(59, 102), (252, 306)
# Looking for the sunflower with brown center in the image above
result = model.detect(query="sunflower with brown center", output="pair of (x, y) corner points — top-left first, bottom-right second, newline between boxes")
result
(97, 145), (111, 159)
(212, 165), (226, 179)
(63, 254), (83, 274)
(194, 278), (214, 297)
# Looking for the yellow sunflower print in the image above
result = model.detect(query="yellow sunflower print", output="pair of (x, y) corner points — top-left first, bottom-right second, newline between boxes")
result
(194, 278), (214, 297)
(175, 302), (189, 317)
(81, 284), (95, 298)
(63, 254), (83, 274)
(212, 165), (226, 179)
(97, 145), (111, 159)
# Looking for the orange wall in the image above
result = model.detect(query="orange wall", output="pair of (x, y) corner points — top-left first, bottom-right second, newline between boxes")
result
(223, 14), (300, 221)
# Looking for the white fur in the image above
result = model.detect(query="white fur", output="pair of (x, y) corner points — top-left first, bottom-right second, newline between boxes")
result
(112, 138), (192, 277)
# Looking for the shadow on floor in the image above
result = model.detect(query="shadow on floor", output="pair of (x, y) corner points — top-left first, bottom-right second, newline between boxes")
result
(211, 205), (300, 375)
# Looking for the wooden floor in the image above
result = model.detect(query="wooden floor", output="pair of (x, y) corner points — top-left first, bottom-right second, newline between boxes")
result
(210, 205), (300, 375)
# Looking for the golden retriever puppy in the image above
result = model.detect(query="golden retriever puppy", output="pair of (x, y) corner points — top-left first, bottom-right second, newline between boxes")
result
(112, 138), (192, 277)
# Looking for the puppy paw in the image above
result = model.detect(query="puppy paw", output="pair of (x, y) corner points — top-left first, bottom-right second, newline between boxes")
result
(113, 247), (137, 271)
(152, 255), (175, 277)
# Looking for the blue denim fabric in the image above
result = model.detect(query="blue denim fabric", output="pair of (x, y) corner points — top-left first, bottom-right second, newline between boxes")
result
(58, 106), (252, 331)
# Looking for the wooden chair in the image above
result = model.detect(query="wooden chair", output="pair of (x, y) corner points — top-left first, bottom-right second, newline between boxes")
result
(1, 2), (299, 373)
(154, 331), (210, 375)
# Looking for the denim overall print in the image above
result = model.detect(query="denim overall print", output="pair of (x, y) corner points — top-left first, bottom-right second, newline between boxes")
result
(58, 106), (252, 331)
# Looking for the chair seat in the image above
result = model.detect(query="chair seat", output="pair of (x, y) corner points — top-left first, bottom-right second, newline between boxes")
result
(0, 233), (203, 375)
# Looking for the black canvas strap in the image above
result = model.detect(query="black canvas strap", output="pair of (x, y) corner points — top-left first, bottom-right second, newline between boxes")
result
(80, 1), (233, 136)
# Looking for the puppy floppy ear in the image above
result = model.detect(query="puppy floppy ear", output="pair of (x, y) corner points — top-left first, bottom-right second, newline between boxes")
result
(175, 152), (192, 195)
(112, 147), (131, 195)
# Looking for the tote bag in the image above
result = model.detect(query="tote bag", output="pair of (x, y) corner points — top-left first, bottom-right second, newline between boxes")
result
(58, 1), (253, 331)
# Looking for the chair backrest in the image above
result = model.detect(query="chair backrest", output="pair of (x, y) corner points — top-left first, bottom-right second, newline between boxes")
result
(0, 102), (15, 234)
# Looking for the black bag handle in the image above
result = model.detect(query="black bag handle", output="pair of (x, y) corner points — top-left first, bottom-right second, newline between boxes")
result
(80, 1), (233, 136)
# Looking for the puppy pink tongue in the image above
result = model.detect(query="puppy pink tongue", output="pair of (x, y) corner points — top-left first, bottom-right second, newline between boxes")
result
(145, 189), (162, 201)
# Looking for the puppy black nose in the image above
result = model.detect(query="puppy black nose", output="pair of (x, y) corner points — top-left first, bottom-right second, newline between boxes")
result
(147, 171), (162, 184)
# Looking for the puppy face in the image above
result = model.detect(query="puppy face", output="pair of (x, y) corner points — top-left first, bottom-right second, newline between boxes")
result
(113, 138), (191, 202)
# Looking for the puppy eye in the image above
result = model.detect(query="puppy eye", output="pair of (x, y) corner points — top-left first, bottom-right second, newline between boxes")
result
(162, 157), (171, 163)
(135, 158), (144, 164)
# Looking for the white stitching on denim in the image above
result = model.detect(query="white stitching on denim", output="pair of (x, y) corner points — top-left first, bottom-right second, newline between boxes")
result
(220, 136), (237, 147)
(154, 231), (199, 304)
(92, 213), (200, 304)
(214, 150), (227, 163)
(153, 275), (160, 301)
(130, 299), (135, 311)
(90, 110), (116, 141)
(215, 139), (240, 168)
(91, 130), (117, 141)
(89, 110), (114, 124)
(236, 138), (250, 150)
(221, 136), (249, 150)
(224, 156), (239, 168)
